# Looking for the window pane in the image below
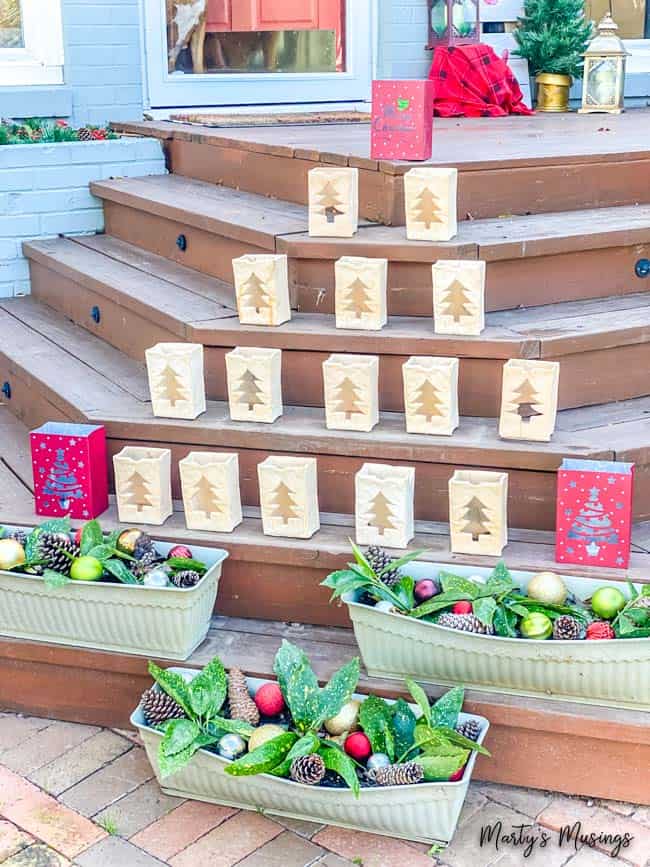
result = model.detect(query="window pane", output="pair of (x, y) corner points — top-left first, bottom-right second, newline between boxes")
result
(0, 0), (23, 48)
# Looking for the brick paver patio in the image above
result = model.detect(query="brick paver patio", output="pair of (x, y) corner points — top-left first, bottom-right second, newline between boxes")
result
(1, 713), (648, 867)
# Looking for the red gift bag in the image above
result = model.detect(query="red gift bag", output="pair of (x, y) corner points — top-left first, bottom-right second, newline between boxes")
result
(371, 79), (434, 161)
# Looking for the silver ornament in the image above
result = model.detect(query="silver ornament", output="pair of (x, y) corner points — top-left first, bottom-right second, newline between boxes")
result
(143, 568), (170, 588)
(366, 752), (391, 771)
(217, 733), (246, 760)
(374, 600), (395, 614)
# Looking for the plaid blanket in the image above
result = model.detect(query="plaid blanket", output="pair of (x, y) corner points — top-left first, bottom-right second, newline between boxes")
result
(429, 43), (534, 117)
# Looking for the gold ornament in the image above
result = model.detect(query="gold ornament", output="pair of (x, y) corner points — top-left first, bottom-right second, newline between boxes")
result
(0, 538), (26, 571)
(247, 724), (285, 753)
(527, 572), (568, 606)
(324, 699), (361, 736)
(116, 528), (145, 555)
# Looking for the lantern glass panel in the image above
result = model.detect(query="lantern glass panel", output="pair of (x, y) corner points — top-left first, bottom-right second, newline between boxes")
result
(585, 56), (621, 107)
(457, 0), (478, 37)
(431, 0), (448, 38)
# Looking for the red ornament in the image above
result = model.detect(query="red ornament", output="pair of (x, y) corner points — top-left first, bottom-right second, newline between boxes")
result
(91, 128), (107, 140)
(254, 683), (285, 717)
(344, 732), (372, 762)
(169, 545), (193, 560)
(448, 766), (465, 782)
(453, 601), (473, 615)
(586, 621), (615, 640)
(55, 119), (68, 127)
(74, 527), (83, 545)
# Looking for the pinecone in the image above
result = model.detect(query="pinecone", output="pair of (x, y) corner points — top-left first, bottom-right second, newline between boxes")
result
(170, 570), (201, 589)
(290, 754), (326, 786)
(227, 668), (260, 726)
(553, 614), (582, 640)
(369, 761), (424, 787)
(134, 533), (156, 560)
(35, 532), (79, 575)
(140, 687), (185, 726)
(633, 596), (650, 609)
(436, 612), (494, 635)
(365, 545), (400, 586)
(5, 529), (26, 546)
(456, 719), (482, 742)
(131, 550), (160, 579)
(77, 127), (93, 141)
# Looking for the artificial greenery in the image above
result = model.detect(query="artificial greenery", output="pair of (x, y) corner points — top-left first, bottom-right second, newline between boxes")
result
(513, 0), (593, 78)
(612, 582), (650, 639)
(146, 641), (489, 792)
(0, 117), (118, 146)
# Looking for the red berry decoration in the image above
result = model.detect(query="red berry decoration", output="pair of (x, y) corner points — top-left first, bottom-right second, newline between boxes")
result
(254, 683), (285, 717)
(452, 601), (473, 615)
(586, 621), (615, 640)
(344, 732), (372, 762)
(448, 766), (465, 782)
(169, 545), (193, 560)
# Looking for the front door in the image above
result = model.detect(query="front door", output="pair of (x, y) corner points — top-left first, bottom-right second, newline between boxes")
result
(144, 0), (372, 109)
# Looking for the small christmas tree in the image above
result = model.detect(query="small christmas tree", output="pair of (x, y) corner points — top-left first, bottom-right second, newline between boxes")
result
(568, 486), (619, 553)
(190, 475), (223, 519)
(317, 180), (344, 223)
(413, 187), (442, 229)
(461, 496), (491, 542)
(240, 271), (271, 314)
(123, 470), (153, 512)
(235, 369), (265, 411)
(157, 364), (186, 406)
(367, 491), (397, 535)
(414, 379), (443, 422)
(270, 481), (299, 523)
(333, 376), (363, 419)
(512, 378), (543, 423)
(441, 279), (473, 322)
(42, 448), (83, 511)
(344, 277), (373, 318)
(514, 0), (593, 78)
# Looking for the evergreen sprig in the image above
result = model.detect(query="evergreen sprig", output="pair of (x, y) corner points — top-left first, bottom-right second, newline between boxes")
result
(514, 0), (593, 78)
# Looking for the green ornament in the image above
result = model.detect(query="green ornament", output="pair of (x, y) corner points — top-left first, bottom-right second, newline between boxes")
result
(520, 612), (553, 640)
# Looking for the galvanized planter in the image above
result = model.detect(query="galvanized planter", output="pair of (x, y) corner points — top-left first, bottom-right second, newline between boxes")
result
(344, 563), (648, 710)
(133, 672), (489, 846)
(0, 530), (227, 659)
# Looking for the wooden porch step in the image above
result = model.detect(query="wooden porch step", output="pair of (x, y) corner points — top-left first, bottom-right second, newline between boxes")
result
(89, 175), (650, 313)
(1, 296), (650, 530)
(24, 236), (650, 418)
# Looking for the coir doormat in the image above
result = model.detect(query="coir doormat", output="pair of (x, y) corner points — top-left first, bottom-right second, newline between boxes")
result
(169, 111), (371, 127)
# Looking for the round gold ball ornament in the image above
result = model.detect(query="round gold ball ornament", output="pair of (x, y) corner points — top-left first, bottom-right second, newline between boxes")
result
(247, 724), (285, 753)
(324, 700), (361, 736)
(116, 528), (146, 556)
(0, 538), (26, 571)
(527, 572), (568, 606)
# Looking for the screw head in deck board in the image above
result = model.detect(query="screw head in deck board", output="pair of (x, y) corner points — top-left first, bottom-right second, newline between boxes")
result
(432, 259), (485, 336)
(232, 253), (291, 327)
(335, 256), (388, 331)
(498, 359), (560, 443)
(322, 354), (379, 432)
(308, 166), (359, 238)
(402, 356), (459, 436)
(113, 446), (173, 526)
(179, 451), (243, 533)
(355, 463), (415, 549)
(404, 167), (458, 242)
(449, 470), (508, 556)
(225, 347), (283, 424)
(258, 455), (320, 539)
(145, 343), (206, 420)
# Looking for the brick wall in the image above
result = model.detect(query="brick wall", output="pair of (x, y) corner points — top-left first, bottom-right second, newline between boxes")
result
(0, 138), (166, 298)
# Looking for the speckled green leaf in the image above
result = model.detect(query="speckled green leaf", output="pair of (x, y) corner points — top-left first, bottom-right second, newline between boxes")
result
(161, 718), (200, 757)
(188, 657), (227, 718)
(406, 679), (431, 725)
(391, 699), (417, 757)
(419, 753), (466, 782)
(158, 731), (216, 779)
(224, 732), (298, 777)
(358, 696), (395, 760)
(270, 732), (320, 777)
(315, 657), (360, 727)
(432, 687), (464, 729)
(319, 743), (360, 796)
(148, 662), (193, 717)
(79, 520), (103, 555)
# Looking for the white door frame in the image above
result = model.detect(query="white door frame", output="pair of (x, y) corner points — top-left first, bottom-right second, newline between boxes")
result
(143, 0), (373, 109)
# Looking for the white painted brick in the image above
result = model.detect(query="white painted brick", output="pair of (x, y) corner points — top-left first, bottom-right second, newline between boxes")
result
(0, 215), (41, 236)
(40, 209), (104, 235)
(0, 169), (35, 191)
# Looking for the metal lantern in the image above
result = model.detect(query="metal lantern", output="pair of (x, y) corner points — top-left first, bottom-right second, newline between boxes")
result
(579, 13), (629, 114)
(426, 0), (480, 49)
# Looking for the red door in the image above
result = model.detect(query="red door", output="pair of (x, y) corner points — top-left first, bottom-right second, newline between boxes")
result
(207, 0), (341, 32)
(206, 0), (232, 30)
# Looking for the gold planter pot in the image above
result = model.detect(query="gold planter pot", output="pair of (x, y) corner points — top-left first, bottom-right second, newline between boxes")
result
(535, 73), (572, 112)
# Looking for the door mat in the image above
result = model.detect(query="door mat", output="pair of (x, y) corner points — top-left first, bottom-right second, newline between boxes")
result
(169, 111), (371, 127)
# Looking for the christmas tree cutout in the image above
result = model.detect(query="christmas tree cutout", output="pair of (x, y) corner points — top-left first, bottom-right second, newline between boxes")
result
(344, 277), (373, 318)
(318, 180), (344, 223)
(122, 470), (153, 512)
(512, 378), (543, 423)
(269, 481), (300, 524)
(157, 364), (186, 406)
(235, 369), (265, 411)
(413, 187), (442, 229)
(568, 486), (619, 555)
(190, 475), (223, 519)
(42, 448), (83, 511)
(441, 279), (473, 323)
(461, 496), (491, 542)
(240, 271), (271, 315)
(334, 376), (364, 419)
(414, 379), (443, 422)
(366, 491), (397, 536)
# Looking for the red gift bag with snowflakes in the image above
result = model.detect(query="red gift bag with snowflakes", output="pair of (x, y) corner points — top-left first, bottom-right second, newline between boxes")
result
(556, 459), (634, 569)
(371, 80), (434, 161)
(30, 422), (109, 519)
